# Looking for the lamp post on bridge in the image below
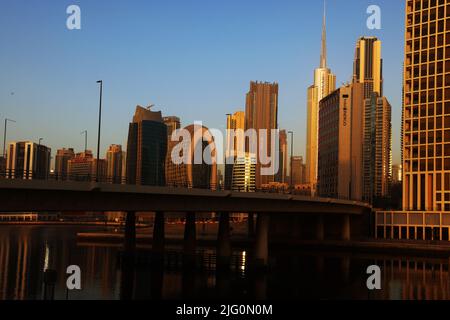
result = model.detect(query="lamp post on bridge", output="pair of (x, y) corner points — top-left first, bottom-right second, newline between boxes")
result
(3, 118), (16, 158)
(96, 80), (103, 183)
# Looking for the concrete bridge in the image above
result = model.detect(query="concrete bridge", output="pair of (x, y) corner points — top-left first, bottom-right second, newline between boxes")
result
(0, 179), (371, 267)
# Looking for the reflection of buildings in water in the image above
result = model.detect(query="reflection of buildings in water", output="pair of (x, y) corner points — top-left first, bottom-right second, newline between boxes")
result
(376, 259), (450, 300)
(0, 236), (10, 299)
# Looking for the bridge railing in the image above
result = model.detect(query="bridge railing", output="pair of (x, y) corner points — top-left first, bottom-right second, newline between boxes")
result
(0, 168), (312, 195)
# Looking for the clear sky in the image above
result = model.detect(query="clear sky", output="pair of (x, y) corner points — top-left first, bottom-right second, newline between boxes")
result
(0, 0), (405, 164)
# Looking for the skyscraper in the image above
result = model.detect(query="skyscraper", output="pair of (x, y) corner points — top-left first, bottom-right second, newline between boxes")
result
(305, 4), (336, 196)
(352, 36), (383, 99)
(106, 144), (126, 184)
(6, 141), (51, 180)
(163, 116), (181, 138)
(276, 130), (288, 184)
(352, 36), (392, 204)
(126, 105), (167, 186)
(403, 0), (450, 212)
(245, 81), (278, 188)
(54, 148), (75, 180)
(231, 153), (256, 192)
(363, 94), (392, 203)
(317, 83), (365, 200)
(225, 111), (245, 190)
(165, 124), (217, 189)
(375, 0), (450, 241)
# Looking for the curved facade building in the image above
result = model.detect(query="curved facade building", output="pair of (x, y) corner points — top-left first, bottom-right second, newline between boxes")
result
(166, 124), (217, 190)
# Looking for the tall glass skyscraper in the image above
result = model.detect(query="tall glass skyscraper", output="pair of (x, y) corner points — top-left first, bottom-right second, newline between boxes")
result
(126, 105), (167, 186)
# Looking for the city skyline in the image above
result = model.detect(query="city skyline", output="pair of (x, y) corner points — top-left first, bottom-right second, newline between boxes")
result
(0, 0), (404, 164)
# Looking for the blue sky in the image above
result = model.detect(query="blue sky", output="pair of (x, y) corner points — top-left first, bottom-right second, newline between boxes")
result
(0, 0), (405, 164)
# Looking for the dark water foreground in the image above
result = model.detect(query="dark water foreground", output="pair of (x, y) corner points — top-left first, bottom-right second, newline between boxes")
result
(0, 225), (449, 300)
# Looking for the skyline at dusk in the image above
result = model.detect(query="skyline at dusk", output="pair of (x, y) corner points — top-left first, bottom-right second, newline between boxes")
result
(0, 0), (404, 163)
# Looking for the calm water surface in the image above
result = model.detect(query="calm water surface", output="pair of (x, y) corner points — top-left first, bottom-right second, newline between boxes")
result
(0, 225), (449, 300)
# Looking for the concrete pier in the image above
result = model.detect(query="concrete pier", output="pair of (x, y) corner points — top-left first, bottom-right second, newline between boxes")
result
(217, 212), (231, 268)
(183, 212), (197, 256)
(316, 215), (324, 241)
(153, 211), (165, 254)
(124, 211), (136, 254)
(248, 213), (255, 238)
(342, 215), (351, 241)
(253, 213), (270, 268)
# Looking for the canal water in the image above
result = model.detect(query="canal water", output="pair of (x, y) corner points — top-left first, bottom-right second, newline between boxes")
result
(0, 225), (449, 300)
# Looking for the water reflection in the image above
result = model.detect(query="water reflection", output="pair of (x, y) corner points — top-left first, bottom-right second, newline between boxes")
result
(0, 225), (450, 300)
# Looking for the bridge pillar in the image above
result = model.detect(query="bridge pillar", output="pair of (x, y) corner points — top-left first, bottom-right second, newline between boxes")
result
(124, 211), (136, 254)
(153, 211), (165, 254)
(217, 212), (231, 268)
(184, 212), (197, 256)
(248, 213), (255, 238)
(342, 215), (351, 241)
(316, 215), (324, 241)
(253, 213), (270, 268)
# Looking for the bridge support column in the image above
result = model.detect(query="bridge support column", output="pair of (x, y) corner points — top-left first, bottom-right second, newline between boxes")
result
(121, 211), (136, 300)
(248, 213), (255, 238)
(316, 215), (324, 241)
(153, 211), (165, 254)
(253, 213), (270, 269)
(124, 211), (136, 254)
(217, 212), (231, 269)
(184, 212), (197, 256)
(342, 215), (351, 241)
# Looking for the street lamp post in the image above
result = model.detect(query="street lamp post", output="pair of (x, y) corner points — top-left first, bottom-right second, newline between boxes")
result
(96, 80), (103, 182)
(38, 138), (43, 146)
(288, 131), (294, 191)
(3, 118), (16, 158)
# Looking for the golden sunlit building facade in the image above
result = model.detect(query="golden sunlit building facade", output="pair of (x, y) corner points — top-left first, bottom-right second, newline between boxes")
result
(245, 81), (278, 189)
(376, 0), (450, 241)
(305, 7), (336, 196)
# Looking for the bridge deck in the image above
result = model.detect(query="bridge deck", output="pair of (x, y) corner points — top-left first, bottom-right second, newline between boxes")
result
(0, 180), (371, 214)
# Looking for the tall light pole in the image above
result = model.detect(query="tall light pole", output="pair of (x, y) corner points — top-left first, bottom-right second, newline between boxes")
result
(81, 130), (88, 152)
(38, 138), (43, 146)
(3, 118), (16, 158)
(96, 80), (103, 182)
(288, 131), (294, 190)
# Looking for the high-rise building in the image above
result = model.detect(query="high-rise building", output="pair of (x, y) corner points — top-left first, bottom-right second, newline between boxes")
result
(67, 150), (107, 182)
(363, 94), (393, 203)
(352, 36), (392, 204)
(375, 0), (450, 241)
(165, 124), (217, 189)
(305, 4), (336, 196)
(291, 156), (305, 186)
(225, 111), (245, 190)
(231, 153), (256, 192)
(6, 141), (51, 180)
(276, 130), (288, 184)
(352, 36), (383, 99)
(163, 116), (181, 138)
(245, 81), (278, 188)
(393, 164), (403, 184)
(126, 105), (167, 186)
(403, 0), (450, 212)
(317, 83), (365, 200)
(54, 148), (75, 180)
(106, 144), (126, 184)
